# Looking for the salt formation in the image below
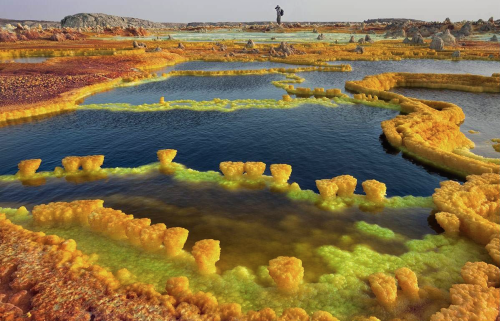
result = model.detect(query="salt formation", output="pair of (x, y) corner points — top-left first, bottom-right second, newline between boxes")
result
(157, 149), (177, 166)
(268, 256), (304, 293)
(17, 159), (41, 177)
(192, 239), (220, 274)
(270, 164), (292, 184)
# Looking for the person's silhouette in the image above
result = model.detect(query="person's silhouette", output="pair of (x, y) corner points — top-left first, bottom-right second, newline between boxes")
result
(275, 5), (284, 25)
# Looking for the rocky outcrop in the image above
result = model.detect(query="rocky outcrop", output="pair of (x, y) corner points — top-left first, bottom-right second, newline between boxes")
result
(355, 46), (365, 54)
(358, 38), (366, 44)
(349, 36), (355, 43)
(491, 35), (499, 42)
(440, 29), (456, 45)
(50, 33), (66, 42)
(411, 33), (424, 44)
(246, 39), (255, 48)
(430, 36), (444, 50)
(458, 22), (472, 37)
(61, 13), (164, 29)
(133, 41), (147, 48)
(365, 34), (373, 42)
(177, 43), (185, 50)
(403, 37), (411, 44)
(317, 33), (325, 40)
(452, 50), (461, 58)
(384, 28), (406, 38)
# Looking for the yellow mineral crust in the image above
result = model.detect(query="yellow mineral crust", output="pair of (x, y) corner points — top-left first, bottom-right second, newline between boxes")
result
(316, 179), (339, 200)
(220, 161), (245, 180)
(433, 173), (500, 245)
(346, 72), (500, 176)
(279, 308), (309, 321)
(81, 155), (105, 171)
(32, 199), (104, 226)
(435, 212), (461, 236)
(270, 164), (292, 184)
(157, 149), (177, 166)
(245, 161), (266, 179)
(163, 227), (189, 257)
(486, 237), (500, 266)
(192, 239), (220, 274)
(125, 218), (151, 246)
(88, 207), (134, 240)
(311, 311), (340, 321)
(362, 180), (387, 202)
(247, 307), (277, 321)
(62, 156), (81, 172)
(331, 175), (357, 197)
(368, 272), (398, 308)
(268, 256), (304, 294)
(219, 303), (242, 321)
(140, 223), (167, 252)
(395, 267), (419, 300)
(430, 284), (500, 321)
(17, 158), (42, 177)
(461, 262), (500, 288)
(166, 276), (192, 300)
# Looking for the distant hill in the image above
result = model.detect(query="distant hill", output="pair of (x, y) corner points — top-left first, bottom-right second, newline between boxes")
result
(0, 18), (60, 28)
(363, 18), (425, 24)
(61, 13), (165, 29)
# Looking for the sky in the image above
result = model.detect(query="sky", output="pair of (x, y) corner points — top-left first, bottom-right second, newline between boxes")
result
(1, 0), (498, 23)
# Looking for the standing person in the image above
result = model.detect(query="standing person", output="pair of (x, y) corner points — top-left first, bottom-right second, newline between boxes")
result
(275, 5), (284, 25)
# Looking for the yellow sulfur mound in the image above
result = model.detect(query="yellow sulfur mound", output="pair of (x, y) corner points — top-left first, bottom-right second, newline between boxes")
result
(311, 311), (340, 321)
(280, 308), (309, 321)
(125, 218), (151, 246)
(62, 156), (81, 172)
(430, 284), (500, 321)
(220, 161), (245, 180)
(140, 223), (167, 252)
(219, 303), (242, 321)
(362, 179), (387, 202)
(244, 162), (266, 179)
(157, 149), (177, 166)
(163, 227), (189, 257)
(247, 307), (277, 321)
(32, 199), (104, 226)
(315, 179), (339, 200)
(270, 164), (292, 184)
(435, 212), (461, 236)
(433, 173), (500, 245)
(166, 276), (192, 299)
(368, 272), (397, 308)
(331, 175), (357, 197)
(17, 159), (42, 177)
(395, 267), (419, 300)
(486, 237), (500, 266)
(81, 155), (105, 171)
(461, 262), (500, 288)
(192, 239), (220, 274)
(282, 95), (293, 102)
(88, 207), (133, 240)
(268, 256), (304, 294)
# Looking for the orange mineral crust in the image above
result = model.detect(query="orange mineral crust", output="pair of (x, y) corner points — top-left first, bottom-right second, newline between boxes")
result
(346, 72), (500, 176)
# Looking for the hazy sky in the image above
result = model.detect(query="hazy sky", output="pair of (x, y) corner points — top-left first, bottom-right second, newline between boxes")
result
(2, 0), (498, 23)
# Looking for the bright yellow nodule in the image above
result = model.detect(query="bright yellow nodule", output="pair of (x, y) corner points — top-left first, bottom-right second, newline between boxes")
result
(270, 164), (292, 184)
(17, 159), (42, 177)
(157, 149), (178, 166)
(220, 161), (245, 180)
(268, 256), (304, 294)
(362, 179), (387, 203)
(192, 239), (220, 274)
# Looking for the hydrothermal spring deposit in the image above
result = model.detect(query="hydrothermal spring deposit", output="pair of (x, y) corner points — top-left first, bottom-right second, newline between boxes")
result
(0, 27), (499, 321)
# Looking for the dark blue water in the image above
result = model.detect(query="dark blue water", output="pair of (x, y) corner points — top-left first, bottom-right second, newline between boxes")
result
(0, 104), (457, 197)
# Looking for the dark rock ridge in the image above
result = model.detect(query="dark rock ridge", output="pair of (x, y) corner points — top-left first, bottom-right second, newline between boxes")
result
(61, 13), (165, 28)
